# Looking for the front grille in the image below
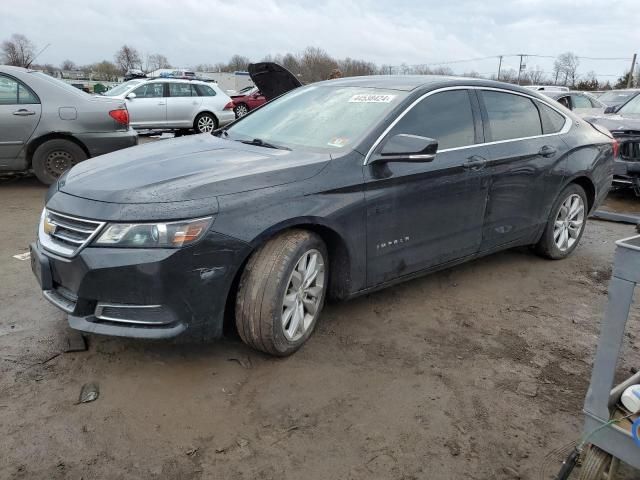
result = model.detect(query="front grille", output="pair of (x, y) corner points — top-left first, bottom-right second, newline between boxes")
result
(39, 210), (105, 257)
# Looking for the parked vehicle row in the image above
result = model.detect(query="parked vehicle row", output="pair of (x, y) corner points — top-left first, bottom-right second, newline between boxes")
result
(31, 66), (615, 356)
(0, 65), (137, 184)
(103, 78), (235, 133)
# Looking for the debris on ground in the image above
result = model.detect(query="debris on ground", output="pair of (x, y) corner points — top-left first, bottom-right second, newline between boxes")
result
(64, 332), (87, 353)
(185, 447), (199, 456)
(516, 381), (539, 397)
(78, 383), (100, 404)
(12, 252), (30, 261)
(227, 356), (252, 369)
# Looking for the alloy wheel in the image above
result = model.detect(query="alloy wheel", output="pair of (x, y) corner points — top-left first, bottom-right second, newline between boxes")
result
(45, 150), (75, 178)
(281, 249), (325, 341)
(235, 105), (249, 118)
(553, 193), (585, 252)
(197, 115), (215, 133)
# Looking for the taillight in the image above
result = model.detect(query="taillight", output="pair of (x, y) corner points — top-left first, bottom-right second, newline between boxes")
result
(612, 139), (620, 158)
(223, 101), (234, 110)
(109, 108), (129, 127)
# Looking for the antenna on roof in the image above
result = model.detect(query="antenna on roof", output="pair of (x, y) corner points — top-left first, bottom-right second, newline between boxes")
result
(26, 43), (51, 69)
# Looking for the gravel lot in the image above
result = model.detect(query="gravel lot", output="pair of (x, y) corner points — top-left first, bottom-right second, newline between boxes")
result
(1, 144), (640, 479)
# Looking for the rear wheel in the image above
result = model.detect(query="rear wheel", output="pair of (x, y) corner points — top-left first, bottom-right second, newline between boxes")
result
(534, 183), (588, 259)
(32, 139), (87, 185)
(194, 112), (217, 133)
(235, 230), (328, 356)
(234, 104), (249, 118)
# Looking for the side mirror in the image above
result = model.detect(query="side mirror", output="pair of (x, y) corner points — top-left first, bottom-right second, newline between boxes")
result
(372, 134), (438, 163)
(604, 105), (617, 114)
(126, 92), (137, 100)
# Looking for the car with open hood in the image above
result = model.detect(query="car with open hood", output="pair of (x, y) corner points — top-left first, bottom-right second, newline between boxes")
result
(31, 65), (615, 356)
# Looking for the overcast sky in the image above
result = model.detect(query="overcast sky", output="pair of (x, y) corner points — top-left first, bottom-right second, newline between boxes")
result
(2, 0), (637, 81)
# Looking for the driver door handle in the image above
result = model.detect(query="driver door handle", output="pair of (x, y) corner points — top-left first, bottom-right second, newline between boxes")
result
(463, 155), (487, 171)
(539, 145), (557, 157)
(13, 109), (35, 116)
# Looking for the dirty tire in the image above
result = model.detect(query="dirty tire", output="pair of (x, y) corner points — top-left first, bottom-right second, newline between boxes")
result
(32, 139), (87, 185)
(534, 183), (588, 260)
(578, 445), (613, 480)
(235, 229), (328, 356)
(194, 112), (217, 133)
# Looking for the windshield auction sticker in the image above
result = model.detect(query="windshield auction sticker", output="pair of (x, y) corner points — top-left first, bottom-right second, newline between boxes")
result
(348, 94), (396, 103)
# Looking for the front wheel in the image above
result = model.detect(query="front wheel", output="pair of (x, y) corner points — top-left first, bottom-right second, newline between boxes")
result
(235, 230), (328, 356)
(534, 183), (588, 259)
(194, 112), (217, 133)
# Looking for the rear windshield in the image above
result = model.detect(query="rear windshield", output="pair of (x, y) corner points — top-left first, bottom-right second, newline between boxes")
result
(226, 85), (407, 153)
(598, 90), (637, 103)
(31, 72), (89, 96)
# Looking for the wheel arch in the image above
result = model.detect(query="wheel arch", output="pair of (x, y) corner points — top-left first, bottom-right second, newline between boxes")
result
(222, 218), (353, 335)
(26, 132), (90, 166)
(193, 110), (219, 128)
(565, 174), (596, 213)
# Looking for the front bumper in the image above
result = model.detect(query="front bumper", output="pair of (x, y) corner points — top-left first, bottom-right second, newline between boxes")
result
(30, 230), (251, 340)
(74, 128), (138, 158)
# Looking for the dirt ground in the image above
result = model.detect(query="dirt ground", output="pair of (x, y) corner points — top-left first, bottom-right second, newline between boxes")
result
(1, 165), (640, 480)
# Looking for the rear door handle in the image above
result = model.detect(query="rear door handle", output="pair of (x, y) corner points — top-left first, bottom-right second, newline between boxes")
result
(13, 109), (35, 116)
(463, 155), (487, 171)
(539, 145), (557, 157)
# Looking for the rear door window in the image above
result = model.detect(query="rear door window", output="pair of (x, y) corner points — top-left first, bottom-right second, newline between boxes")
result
(169, 83), (196, 97)
(195, 84), (216, 96)
(571, 94), (592, 109)
(481, 91), (542, 141)
(0, 75), (39, 105)
(133, 83), (164, 98)
(388, 89), (476, 150)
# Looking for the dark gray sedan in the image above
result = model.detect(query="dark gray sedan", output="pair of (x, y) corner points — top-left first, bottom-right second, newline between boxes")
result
(0, 66), (138, 184)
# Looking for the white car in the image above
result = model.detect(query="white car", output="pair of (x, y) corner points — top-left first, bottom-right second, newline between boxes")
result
(104, 79), (235, 133)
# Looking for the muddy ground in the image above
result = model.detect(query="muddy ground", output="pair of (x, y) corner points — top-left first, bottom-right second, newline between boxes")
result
(1, 166), (640, 479)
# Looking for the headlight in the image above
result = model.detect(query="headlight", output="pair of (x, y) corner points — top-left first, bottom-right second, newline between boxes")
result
(93, 217), (213, 248)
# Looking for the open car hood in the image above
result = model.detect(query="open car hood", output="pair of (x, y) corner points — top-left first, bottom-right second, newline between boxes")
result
(248, 62), (302, 100)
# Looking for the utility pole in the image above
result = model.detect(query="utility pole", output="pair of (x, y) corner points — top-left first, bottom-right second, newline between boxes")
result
(497, 55), (503, 81)
(627, 53), (637, 88)
(517, 54), (524, 85)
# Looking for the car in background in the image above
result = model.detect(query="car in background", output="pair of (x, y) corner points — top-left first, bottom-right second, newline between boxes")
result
(103, 78), (235, 133)
(597, 89), (640, 112)
(0, 65), (137, 184)
(524, 85), (570, 92)
(586, 93), (640, 194)
(230, 87), (266, 117)
(541, 91), (606, 117)
(31, 68), (614, 356)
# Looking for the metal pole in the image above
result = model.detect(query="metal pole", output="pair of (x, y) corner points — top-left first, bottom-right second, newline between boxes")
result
(627, 53), (637, 88)
(517, 54), (524, 85)
(496, 55), (503, 81)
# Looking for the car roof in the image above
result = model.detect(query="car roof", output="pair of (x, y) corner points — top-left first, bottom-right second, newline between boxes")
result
(146, 77), (210, 85)
(312, 75), (543, 96)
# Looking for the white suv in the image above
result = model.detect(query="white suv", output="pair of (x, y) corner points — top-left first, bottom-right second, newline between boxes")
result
(104, 79), (235, 133)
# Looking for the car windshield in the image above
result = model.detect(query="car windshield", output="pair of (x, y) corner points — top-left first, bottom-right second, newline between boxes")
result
(598, 90), (637, 103)
(225, 85), (407, 152)
(105, 80), (144, 96)
(618, 94), (640, 115)
(31, 72), (89, 96)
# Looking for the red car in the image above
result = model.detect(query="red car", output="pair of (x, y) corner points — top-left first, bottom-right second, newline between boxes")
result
(231, 87), (267, 117)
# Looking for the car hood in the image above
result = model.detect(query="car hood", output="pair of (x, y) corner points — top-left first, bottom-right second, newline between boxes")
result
(248, 62), (302, 100)
(59, 134), (330, 204)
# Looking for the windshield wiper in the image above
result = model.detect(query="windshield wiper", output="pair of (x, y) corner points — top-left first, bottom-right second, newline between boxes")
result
(239, 138), (291, 151)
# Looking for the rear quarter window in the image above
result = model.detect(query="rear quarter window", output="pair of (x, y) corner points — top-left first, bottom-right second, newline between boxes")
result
(481, 91), (542, 141)
(195, 84), (216, 96)
(536, 101), (566, 134)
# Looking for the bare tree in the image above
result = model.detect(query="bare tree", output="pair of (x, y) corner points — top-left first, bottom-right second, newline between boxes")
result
(92, 61), (120, 81)
(524, 66), (546, 85)
(338, 57), (376, 77)
(227, 54), (251, 72)
(553, 52), (580, 86)
(147, 53), (171, 72)
(60, 59), (76, 71)
(298, 47), (338, 82)
(114, 45), (142, 73)
(1, 34), (36, 67)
